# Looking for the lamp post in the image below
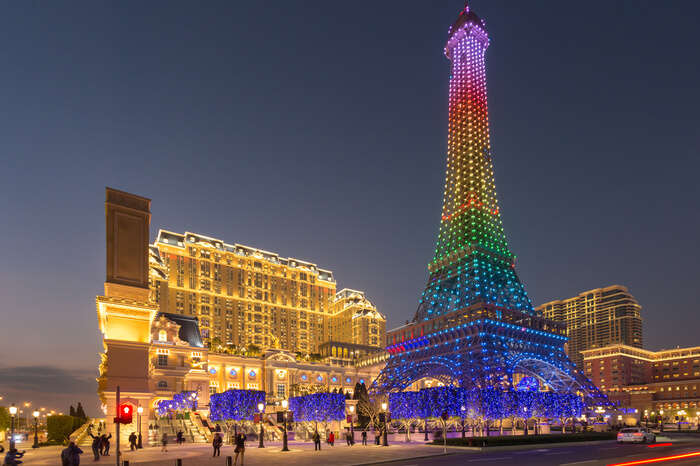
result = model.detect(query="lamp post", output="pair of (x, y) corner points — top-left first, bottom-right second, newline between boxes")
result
(348, 405), (355, 445)
(258, 403), (265, 448)
(24, 402), (31, 432)
(137, 405), (144, 449)
(9, 404), (17, 450)
(460, 406), (466, 438)
(32, 411), (40, 448)
(281, 400), (289, 452)
(381, 402), (389, 447)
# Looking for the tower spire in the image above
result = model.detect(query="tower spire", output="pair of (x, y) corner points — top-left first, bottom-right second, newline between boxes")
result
(414, 2), (532, 322)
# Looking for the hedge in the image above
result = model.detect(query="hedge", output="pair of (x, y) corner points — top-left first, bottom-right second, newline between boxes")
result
(47, 415), (84, 443)
(433, 432), (616, 447)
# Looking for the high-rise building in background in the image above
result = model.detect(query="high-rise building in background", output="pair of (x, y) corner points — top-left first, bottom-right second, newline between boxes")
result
(537, 285), (643, 369)
(150, 230), (386, 357)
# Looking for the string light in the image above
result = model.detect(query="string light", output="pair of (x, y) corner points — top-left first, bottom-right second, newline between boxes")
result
(210, 389), (265, 421)
(156, 391), (199, 416)
(289, 393), (345, 422)
(389, 386), (585, 421)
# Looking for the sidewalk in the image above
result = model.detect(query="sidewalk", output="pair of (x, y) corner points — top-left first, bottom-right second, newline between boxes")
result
(19, 440), (455, 466)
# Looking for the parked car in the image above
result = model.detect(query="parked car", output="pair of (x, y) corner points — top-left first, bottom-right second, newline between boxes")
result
(617, 427), (656, 444)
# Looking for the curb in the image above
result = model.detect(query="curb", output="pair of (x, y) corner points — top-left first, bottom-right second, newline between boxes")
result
(352, 452), (455, 465)
(425, 438), (616, 452)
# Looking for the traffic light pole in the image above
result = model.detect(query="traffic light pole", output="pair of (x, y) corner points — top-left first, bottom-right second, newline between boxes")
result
(115, 386), (120, 466)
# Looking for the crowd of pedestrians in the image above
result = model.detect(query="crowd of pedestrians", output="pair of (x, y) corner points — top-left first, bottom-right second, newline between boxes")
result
(44, 422), (377, 465)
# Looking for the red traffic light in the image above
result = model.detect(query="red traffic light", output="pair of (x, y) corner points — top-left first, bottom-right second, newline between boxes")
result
(118, 403), (133, 424)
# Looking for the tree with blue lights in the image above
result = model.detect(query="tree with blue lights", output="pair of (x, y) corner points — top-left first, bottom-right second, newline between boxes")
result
(209, 389), (265, 422)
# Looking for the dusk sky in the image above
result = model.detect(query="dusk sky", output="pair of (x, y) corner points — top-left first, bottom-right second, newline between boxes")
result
(1, 1), (698, 414)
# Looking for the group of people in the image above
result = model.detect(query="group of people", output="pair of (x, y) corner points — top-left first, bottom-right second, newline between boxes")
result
(211, 432), (247, 466)
(312, 429), (368, 450)
(87, 430), (112, 461)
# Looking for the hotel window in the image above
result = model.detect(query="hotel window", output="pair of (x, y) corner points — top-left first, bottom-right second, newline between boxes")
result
(277, 384), (286, 398)
(210, 384), (218, 395)
(158, 354), (168, 366)
(157, 380), (167, 389)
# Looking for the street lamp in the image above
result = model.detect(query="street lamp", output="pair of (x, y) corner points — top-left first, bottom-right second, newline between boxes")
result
(24, 402), (31, 431)
(258, 403), (265, 448)
(281, 400), (289, 452)
(460, 406), (466, 438)
(137, 406), (144, 448)
(32, 411), (40, 448)
(381, 402), (389, 447)
(348, 405), (355, 445)
(9, 404), (18, 449)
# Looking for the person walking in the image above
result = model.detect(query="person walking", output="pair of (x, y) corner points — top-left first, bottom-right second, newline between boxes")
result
(87, 430), (101, 461)
(4, 447), (25, 466)
(176, 430), (184, 445)
(361, 430), (367, 446)
(61, 444), (72, 466)
(329, 431), (335, 446)
(161, 432), (168, 452)
(100, 434), (111, 456)
(313, 430), (321, 451)
(61, 442), (83, 466)
(128, 432), (137, 451)
(233, 432), (246, 466)
(212, 432), (223, 457)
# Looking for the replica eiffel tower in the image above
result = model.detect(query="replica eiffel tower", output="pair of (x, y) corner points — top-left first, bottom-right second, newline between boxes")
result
(373, 3), (606, 405)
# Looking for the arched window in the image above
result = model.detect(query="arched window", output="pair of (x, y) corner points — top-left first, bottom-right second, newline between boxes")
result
(158, 330), (167, 342)
(158, 380), (168, 389)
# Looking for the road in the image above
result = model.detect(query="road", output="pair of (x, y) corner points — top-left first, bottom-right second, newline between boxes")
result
(383, 439), (700, 466)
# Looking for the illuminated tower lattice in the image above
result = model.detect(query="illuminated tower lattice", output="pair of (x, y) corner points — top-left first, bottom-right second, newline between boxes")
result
(416, 4), (531, 321)
(373, 4), (607, 405)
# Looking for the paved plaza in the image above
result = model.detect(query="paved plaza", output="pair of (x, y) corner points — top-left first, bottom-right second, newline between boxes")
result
(15, 440), (452, 466)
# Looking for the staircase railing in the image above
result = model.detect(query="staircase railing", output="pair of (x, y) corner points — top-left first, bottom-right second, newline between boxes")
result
(69, 418), (94, 445)
(192, 413), (214, 442)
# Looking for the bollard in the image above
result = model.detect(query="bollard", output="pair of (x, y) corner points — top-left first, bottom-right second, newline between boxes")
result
(226, 456), (233, 466)
(176, 459), (183, 466)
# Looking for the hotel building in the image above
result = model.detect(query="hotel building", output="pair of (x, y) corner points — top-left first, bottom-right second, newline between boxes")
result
(537, 285), (643, 368)
(150, 230), (386, 356)
(583, 344), (700, 419)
